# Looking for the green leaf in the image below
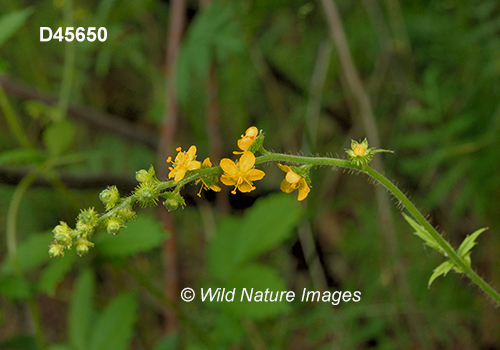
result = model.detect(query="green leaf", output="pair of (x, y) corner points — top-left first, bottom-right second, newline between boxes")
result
(96, 215), (168, 257)
(235, 194), (302, 263)
(1, 232), (53, 275)
(88, 293), (138, 350)
(428, 260), (455, 288)
(218, 263), (291, 320)
(0, 275), (32, 300)
(69, 269), (95, 350)
(176, 1), (243, 106)
(208, 194), (302, 280)
(402, 213), (443, 254)
(457, 227), (487, 258)
(0, 7), (33, 48)
(38, 252), (76, 296)
(43, 119), (76, 156)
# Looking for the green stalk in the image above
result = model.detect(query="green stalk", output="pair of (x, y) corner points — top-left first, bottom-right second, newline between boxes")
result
(364, 166), (500, 305)
(66, 150), (500, 305)
(6, 164), (49, 350)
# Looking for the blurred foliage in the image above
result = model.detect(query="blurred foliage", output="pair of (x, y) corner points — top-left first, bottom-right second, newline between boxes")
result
(1, 0), (500, 349)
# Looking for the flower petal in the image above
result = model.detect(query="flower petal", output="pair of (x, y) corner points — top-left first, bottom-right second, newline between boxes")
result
(239, 151), (255, 172)
(285, 170), (301, 184)
(220, 174), (236, 186)
(202, 157), (212, 167)
(186, 145), (197, 160)
(237, 180), (255, 193)
(210, 184), (221, 192)
(220, 158), (238, 175)
(245, 126), (259, 138)
(297, 179), (310, 201)
(247, 169), (265, 181)
(174, 169), (186, 182)
(186, 160), (201, 171)
(280, 179), (294, 193)
(277, 163), (291, 173)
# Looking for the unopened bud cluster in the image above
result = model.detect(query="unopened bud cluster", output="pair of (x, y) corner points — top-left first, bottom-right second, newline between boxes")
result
(49, 208), (97, 257)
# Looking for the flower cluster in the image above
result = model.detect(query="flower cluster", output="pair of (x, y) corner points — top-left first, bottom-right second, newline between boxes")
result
(51, 126), (393, 258)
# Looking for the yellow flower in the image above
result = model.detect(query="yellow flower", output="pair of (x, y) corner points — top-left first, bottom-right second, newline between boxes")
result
(220, 151), (265, 194)
(196, 158), (222, 197)
(277, 164), (310, 201)
(234, 126), (259, 154)
(167, 145), (201, 182)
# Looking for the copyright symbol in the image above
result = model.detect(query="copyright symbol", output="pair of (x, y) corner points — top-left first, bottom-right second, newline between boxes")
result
(181, 288), (195, 302)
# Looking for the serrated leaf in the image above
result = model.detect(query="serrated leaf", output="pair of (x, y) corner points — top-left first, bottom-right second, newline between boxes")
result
(38, 252), (76, 296)
(43, 120), (76, 156)
(403, 213), (443, 254)
(428, 260), (455, 288)
(88, 293), (138, 350)
(208, 194), (302, 280)
(0, 7), (33, 47)
(96, 215), (168, 257)
(217, 264), (291, 320)
(457, 227), (487, 258)
(69, 269), (95, 350)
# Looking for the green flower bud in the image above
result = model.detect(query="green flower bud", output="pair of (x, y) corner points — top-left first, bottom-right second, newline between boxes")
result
(135, 166), (159, 184)
(53, 221), (73, 248)
(135, 182), (159, 208)
(107, 218), (123, 235)
(75, 238), (94, 257)
(135, 169), (148, 182)
(99, 186), (120, 210)
(117, 205), (137, 222)
(345, 138), (393, 167)
(76, 208), (98, 233)
(49, 243), (65, 258)
(162, 191), (186, 211)
(248, 131), (265, 154)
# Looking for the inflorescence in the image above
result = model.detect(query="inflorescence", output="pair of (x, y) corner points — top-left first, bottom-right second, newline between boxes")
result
(49, 127), (386, 257)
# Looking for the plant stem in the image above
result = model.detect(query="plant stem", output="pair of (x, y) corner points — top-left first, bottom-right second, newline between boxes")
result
(6, 163), (49, 350)
(82, 150), (500, 305)
(364, 166), (500, 305)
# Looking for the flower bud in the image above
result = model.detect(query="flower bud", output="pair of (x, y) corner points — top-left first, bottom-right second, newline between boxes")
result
(248, 131), (265, 153)
(53, 221), (73, 248)
(106, 218), (123, 235)
(75, 238), (94, 257)
(135, 169), (148, 182)
(345, 138), (393, 167)
(162, 191), (186, 211)
(76, 208), (98, 233)
(49, 243), (65, 258)
(135, 182), (159, 208)
(117, 205), (137, 222)
(99, 186), (120, 210)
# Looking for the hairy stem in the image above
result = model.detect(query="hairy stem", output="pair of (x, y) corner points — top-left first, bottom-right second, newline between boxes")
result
(365, 166), (500, 305)
(76, 151), (500, 305)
